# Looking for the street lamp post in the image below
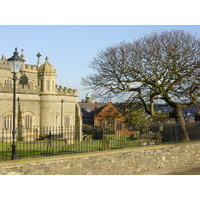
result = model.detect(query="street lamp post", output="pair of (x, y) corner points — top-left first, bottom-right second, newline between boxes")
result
(61, 99), (64, 137)
(7, 48), (25, 160)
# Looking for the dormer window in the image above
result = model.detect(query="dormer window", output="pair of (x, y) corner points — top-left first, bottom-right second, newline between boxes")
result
(86, 107), (90, 112)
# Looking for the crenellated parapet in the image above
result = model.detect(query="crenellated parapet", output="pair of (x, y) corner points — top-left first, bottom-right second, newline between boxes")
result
(17, 84), (40, 94)
(56, 85), (78, 96)
(0, 60), (7, 66)
(21, 64), (38, 72)
(0, 83), (40, 94)
(0, 60), (9, 70)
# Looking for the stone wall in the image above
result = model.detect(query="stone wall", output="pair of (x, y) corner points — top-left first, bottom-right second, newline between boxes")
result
(1, 141), (200, 175)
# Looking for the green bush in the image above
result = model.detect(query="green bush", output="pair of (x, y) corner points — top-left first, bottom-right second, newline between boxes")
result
(127, 134), (136, 140)
(92, 128), (103, 140)
(82, 125), (93, 135)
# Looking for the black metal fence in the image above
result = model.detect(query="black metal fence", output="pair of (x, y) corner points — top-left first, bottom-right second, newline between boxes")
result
(1, 122), (200, 161)
(148, 122), (200, 142)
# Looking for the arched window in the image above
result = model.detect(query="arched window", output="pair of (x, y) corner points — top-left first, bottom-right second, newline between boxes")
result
(4, 79), (12, 87)
(40, 80), (43, 91)
(64, 113), (72, 127)
(28, 80), (34, 87)
(24, 113), (34, 129)
(4, 113), (13, 130)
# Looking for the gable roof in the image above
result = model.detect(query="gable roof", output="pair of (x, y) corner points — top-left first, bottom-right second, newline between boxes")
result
(79, 101), (126, 125)
(79, 102), (107, 119)
(95, 102), (124, 118)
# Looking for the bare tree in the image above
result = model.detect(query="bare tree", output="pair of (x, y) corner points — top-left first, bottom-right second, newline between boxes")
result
(82, 30), (200, 141)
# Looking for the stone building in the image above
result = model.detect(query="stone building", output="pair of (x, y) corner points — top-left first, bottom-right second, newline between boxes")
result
(0, 50), (82, 142)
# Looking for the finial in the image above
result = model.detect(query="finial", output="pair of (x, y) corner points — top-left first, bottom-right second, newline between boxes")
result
(20, 49), (25, 60)
(36, 52), (42, 67)
(14, 47), (19, 56)
(45, 56), (49, 61)
(36, 52), (41, 58)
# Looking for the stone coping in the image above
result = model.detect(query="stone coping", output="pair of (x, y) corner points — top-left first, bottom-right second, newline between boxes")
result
(0, 141), (198, 167)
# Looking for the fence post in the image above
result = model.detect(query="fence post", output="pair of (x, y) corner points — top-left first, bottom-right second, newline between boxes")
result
(102, 135), (110, 151)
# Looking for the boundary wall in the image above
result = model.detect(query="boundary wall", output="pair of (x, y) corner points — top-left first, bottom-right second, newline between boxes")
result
(1, 141), (200, 175)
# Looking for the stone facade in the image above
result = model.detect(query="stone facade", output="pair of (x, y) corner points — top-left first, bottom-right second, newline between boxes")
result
(0, 141), (200, 175)
(0, 51), (82, 141)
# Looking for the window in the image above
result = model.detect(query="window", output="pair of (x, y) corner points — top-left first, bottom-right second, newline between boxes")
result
(116, 121), (122, 130)
(4, 113), (13, 130)
(64, 113), (72, 127)
(4, 79), (12, 87)
(40, 80), (43, 91)
(108, 108), (113, 113)
(86, 107), (90, 112)
(52, 81), (54, 91)
(25, 113), (34, 129)
(105, 117), (114, 128)
(46, 80), (50, 91)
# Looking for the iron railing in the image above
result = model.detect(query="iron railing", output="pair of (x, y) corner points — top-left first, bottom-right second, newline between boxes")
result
(1, 122), (200, 161)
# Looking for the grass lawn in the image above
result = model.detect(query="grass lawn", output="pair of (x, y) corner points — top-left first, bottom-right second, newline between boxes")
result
(0, 134), (138, 161)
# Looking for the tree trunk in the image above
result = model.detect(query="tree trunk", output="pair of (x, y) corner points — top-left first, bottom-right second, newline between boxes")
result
(174, 106), (190, 141)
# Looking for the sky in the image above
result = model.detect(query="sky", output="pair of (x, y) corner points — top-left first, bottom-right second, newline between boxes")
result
(1, 25), (200, 102)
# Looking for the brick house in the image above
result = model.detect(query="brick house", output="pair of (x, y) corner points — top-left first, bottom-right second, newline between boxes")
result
(79, 93), (127, 132)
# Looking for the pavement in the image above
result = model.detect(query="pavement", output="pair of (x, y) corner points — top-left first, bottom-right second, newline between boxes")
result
(140, 163), (200, 175)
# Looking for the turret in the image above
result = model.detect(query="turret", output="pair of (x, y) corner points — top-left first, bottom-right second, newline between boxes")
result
(38, 56), (56, 94)
(85, 92), (93, 103)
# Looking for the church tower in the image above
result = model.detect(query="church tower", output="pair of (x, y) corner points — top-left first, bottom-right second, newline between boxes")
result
(38, 56), (56, 94)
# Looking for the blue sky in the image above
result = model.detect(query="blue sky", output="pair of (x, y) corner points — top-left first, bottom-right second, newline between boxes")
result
(0, 25), (200, 101)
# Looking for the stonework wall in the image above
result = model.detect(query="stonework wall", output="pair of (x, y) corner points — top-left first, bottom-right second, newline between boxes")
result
(1, 141), (200, 175)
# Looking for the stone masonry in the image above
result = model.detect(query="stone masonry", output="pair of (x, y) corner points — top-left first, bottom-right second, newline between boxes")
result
(0, 51), (82, 142)
(0, 141), (200, 175)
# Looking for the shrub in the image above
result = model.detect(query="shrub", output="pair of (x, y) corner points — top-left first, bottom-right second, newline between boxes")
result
(127, 134), (136, 140)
